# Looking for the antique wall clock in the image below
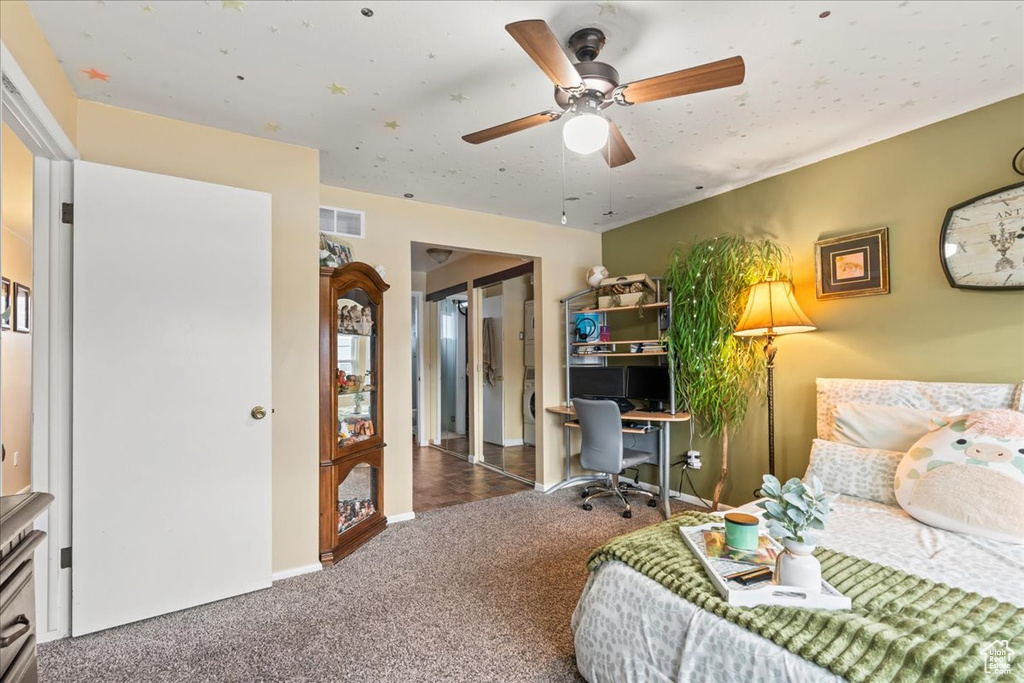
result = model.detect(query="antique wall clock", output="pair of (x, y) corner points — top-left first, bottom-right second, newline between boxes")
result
(940, 181), (1024, 291)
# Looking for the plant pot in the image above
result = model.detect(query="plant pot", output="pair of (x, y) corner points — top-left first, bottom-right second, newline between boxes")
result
(775, 539), (821, 592)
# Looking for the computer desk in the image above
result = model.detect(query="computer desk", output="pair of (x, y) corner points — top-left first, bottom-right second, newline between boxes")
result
(544, 405), (691, 519)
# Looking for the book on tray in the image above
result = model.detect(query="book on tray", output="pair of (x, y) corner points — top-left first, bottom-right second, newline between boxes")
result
(701, 530), (779, 567)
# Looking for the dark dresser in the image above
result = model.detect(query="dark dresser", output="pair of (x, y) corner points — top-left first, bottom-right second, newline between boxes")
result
(0, 493), (54, 683)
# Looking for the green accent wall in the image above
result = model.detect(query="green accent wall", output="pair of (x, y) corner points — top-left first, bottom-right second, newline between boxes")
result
(601, 95), (1024, 507)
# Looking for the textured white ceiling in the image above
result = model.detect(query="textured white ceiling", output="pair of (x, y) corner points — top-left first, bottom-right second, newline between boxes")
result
(27, 0), (1024, 231)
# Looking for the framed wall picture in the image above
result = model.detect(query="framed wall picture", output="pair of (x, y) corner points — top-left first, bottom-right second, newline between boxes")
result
(1, 278), (9, 330)
(815, 227), (890, 300)
(13, 282), (30, 333)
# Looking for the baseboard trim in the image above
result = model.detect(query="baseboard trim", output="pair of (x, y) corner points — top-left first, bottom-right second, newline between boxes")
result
(534, 481), (557, 492)
(632, 480), (731, 511)
(503, 439), (525, 447)
(388, 511), (416, 524)
(272, 563), (322, 582)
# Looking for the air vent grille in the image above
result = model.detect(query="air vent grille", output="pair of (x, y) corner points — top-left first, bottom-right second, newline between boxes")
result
(319, 205), (365, 239)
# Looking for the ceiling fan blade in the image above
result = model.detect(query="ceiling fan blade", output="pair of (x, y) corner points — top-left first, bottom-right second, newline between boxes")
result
(602, 121), (636, 168)
(618, 56), (745, 105)
(505, 20), (584, 90)
(462, 111), (561, 145)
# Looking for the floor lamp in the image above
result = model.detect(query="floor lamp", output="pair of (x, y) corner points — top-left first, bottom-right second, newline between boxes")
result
(733, 280), (816, 478)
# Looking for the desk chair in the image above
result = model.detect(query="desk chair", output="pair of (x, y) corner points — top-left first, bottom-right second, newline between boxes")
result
(573, 398), (658, 518)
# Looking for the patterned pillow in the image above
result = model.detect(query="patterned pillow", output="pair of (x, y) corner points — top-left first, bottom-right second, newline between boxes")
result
(805, 439), (902, 506)
(894, 417), (1024, 543)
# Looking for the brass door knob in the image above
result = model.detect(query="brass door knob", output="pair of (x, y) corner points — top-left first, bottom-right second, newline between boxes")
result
(251, 406), (267, 420)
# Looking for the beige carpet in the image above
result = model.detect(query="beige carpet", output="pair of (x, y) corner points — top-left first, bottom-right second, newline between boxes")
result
(39, 488), (701, 683)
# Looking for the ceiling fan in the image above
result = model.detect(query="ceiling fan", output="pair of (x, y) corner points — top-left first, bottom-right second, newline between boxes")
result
(462, 20), (746, 168)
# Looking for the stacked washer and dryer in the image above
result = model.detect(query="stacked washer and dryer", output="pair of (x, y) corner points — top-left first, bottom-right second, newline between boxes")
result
(523, 300), (536, 447)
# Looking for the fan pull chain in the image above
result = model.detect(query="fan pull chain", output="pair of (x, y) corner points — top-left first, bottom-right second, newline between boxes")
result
(561, 140), (568, 225)
(607, 130), (613, 218)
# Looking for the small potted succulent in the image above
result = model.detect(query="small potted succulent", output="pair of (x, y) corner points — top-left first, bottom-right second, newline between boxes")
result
(756, 474), (830, 591)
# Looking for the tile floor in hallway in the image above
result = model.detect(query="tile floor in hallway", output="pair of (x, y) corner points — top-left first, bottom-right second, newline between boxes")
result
(413, 445), (532, 513)
(437, 435), (536, 482)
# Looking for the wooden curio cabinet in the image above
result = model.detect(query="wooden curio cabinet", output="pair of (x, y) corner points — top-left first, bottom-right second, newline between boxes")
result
(319, 262), (389, 565)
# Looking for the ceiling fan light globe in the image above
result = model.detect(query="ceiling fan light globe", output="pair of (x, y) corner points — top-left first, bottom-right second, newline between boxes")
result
(563, 113), (608, 155)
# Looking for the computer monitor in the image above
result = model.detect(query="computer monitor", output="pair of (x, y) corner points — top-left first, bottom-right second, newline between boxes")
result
(625, 365), (672, 410)
(569, 366), (625, 400)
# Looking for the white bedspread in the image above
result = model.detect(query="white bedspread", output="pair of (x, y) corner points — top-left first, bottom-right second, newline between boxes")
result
(571, 495), (1024, 683)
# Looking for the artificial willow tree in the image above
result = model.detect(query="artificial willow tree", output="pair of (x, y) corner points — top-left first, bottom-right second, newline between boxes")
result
(664, 234), (789, 509)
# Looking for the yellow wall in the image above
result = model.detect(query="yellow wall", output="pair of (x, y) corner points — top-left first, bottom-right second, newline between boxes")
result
(601, 95), (1024, 506)
(0, 0), (78, 146)
(1, 125), (35, 495)
(76, 101), (322, 573)
(321, 184), (602, 514)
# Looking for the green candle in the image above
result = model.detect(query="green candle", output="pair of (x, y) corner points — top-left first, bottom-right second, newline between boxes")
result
(724, 512), (760, 550)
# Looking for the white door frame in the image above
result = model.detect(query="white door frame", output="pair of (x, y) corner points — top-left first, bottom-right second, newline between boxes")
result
(1, 39), (78, 642)
(411, 291), (427, 447)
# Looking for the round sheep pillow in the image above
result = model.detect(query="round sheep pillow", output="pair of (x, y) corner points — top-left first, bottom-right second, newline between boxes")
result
(894, 410), (1024, 544)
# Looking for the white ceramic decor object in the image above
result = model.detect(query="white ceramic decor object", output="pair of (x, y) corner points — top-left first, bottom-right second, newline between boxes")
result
(586, 265), (609, 288)
(776, 539), (821, 592)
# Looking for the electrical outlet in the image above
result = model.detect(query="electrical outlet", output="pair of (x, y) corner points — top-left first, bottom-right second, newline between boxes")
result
(13, 451), (19, 466)
(685, 450), (701, 469)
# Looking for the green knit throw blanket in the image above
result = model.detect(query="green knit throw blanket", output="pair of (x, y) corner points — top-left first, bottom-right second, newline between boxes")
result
(587, 512), (1024, 682)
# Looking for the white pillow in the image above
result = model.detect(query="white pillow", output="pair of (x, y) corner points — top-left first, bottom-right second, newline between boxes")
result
(832, 402), (960, 452)
(804, 439), (902, 506)
(894, 416), (1024, 543)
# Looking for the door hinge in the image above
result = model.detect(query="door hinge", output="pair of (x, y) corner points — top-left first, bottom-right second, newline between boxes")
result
(61, 202), (74, 224)
(60, 547), (72, 568)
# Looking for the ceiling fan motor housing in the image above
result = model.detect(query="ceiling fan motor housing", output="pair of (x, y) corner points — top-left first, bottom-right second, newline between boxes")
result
(554, 61), (620, 111)
(568, 27), (606, 62)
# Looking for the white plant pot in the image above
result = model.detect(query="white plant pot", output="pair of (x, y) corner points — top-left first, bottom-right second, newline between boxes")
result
(775, 539), (821, 592)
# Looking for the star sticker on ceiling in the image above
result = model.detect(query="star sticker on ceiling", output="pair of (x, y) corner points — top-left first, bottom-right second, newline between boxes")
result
(449, 92), (467, 103)
(222, 0), (245, 11)
(302, 19), (313, 28)
(899, 99), (917, 108)
(811, 77), (830, 89)
(428, 53), (436, 59)
(792, 39), (803, 46)
(270, 25), (280, 33)
(142, 4), (156, 13)
(328, 83), (348, 95)
(219, 48), (230, 55)
(265, 123), (281, 132)
(597, 3), (617, 14)
(83, 32), (93, 39)
(80, 67), (110, 81)
(384, 120), (400, 130)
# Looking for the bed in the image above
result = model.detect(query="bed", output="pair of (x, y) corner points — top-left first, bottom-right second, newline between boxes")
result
(571, 378), (1024, 683)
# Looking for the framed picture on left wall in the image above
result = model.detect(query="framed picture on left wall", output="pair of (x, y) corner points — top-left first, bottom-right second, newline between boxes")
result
(1, 278), (10, 330)
(13, 282), (30, 333)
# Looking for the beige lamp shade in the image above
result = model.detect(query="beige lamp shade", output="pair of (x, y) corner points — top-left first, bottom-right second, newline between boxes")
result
(734, 280), (816, 337)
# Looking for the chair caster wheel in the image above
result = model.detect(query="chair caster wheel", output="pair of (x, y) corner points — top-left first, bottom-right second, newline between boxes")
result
(647, 499), (658, 507)
(582, 503), (593, 511)
(622, 509), (633, 519)
(581, 489), (590, 498)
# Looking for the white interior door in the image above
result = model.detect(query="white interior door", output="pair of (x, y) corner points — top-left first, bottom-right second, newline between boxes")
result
(482, 295), (504, 446)
(71, 161), (272, 636)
